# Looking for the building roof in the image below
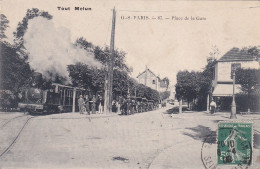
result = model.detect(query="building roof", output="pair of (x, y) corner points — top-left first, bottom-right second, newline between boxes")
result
(218, 47), (255, 62)
(136, 68), (157, 78)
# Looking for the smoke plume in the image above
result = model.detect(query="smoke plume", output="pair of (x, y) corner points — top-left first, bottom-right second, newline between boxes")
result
(24, 17), (101, 83)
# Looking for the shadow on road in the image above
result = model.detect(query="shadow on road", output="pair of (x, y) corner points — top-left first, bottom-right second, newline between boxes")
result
(183, 125), (216, 144)
(164, 106), (191, 114)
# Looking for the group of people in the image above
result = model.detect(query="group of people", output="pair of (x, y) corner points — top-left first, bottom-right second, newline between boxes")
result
(78, 95), (104, 115)
(78, 95), (159, 115)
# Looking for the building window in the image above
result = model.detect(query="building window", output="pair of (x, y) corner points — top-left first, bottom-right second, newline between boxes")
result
(152, 80), (155, 84)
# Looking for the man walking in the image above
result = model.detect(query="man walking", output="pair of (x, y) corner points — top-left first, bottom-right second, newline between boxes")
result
(92, 95), (96, 114)
(97, 96), (104, 114)
(210, 100), (216, 114)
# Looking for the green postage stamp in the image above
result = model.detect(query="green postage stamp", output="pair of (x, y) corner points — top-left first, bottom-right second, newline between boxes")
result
(217, 122), (253, 166)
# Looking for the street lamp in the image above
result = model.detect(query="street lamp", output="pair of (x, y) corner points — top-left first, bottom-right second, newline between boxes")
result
(230, 64), (240, 119)
(230, 73), (237, 119)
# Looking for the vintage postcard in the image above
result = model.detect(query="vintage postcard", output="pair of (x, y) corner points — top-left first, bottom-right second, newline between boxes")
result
(0, 0), (260, 168)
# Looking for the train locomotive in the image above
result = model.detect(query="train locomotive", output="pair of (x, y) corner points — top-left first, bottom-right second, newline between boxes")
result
(18, 83), (84, 114)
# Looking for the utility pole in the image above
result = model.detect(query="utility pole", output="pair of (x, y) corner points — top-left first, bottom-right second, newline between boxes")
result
(104, 7), (116, 113)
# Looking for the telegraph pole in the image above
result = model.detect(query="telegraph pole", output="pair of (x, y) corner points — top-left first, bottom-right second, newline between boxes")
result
(105, 7), (116, 113)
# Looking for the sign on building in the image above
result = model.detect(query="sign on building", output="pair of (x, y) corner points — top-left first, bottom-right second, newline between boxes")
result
(231, 63), (241, 79)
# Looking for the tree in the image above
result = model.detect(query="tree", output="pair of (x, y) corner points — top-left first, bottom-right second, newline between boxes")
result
(0, 14), (9, 40)
(196, 56), (217, 110)
(0, 41), (33, 93)
(75, 37), (130, 72)
(242, 46), (260, 60)
(235, 68), (260, 111)
(159, 91), (170, 101)
(0, 9), (53, 94)
(175, 71), (201, 105)
(72, 37), (133, 98)
(162, 77), (170, 90)
(112, 69), (128, 97)
(67, 63), (105, 94)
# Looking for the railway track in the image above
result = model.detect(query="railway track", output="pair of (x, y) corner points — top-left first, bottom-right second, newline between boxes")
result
(0, 116), (34, 159)
(0, 115), (27, 129)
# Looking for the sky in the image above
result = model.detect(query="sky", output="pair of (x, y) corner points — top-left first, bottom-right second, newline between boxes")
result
(1, 0), (260, 85)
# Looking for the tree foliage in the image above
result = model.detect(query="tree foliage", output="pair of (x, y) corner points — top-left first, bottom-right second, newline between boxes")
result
(0, 9), (53, 95)
(242, 46), (260, 61)
(0, 14), (9, 39)
(0, 42), (33, 93)
(162, 77), (169, 90)
(75, 37), (130, 72)
(175, 71), (201, 102)
(67, 63), (105, 93)
(159, 91), (170, 101)
(175, 48), (217, 110)
(236, 68), (260, 94)
(67, 62), (160, 100)
(235, 68), (260, 110)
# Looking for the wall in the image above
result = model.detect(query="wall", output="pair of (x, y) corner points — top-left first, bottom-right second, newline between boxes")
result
(216, 61), (259, 82)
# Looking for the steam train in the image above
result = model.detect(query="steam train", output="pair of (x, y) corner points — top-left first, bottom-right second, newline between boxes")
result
(18, 83), (85, 114)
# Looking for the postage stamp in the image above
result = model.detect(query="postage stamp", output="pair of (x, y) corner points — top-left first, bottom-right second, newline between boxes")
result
(217, 122), (253, 166)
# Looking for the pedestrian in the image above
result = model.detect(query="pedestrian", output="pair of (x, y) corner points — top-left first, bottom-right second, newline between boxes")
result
(92, 95), (96, 114)
(118, 96), (123, 114)
(84, 95), (90, 115)
(112, 100), (117, 112)
(97, 96), (104, 114)
(101, 96), (104, 113)
(210, 100), (216, 114)
(126, 97), (131, 115)
(78, 95), (84, 114)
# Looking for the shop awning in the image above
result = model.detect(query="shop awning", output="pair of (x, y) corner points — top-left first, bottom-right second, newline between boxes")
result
(212, 84), (242, 97)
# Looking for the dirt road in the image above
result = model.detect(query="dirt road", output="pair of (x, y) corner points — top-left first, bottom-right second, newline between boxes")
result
(0, 108), (259, 169)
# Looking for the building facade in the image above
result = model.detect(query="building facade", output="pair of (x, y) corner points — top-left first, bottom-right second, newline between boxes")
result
(212, 47), (259, 111)
(212, 47), (259, 97)
(136, 67), (168, 92)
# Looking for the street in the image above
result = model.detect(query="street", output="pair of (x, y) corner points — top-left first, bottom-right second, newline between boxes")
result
(0, 106), (259, 169)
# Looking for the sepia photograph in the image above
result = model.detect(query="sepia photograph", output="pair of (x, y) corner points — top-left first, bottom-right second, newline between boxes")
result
(0, 0), (260, 168)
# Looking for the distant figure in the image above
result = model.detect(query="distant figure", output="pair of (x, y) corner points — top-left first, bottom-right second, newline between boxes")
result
(210, 100), (216, 114)
(112, 100), (117, 113)
(126, 98), (131, 115)
(101, 97), (104, 113)
(97, 96), (104, 114)
(120, 97), (127, 115)
(84, 95), (90, 115)
(78, 95), (84, 114)
(118, 96), (123, 114)
(92, 95), (96, 114)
